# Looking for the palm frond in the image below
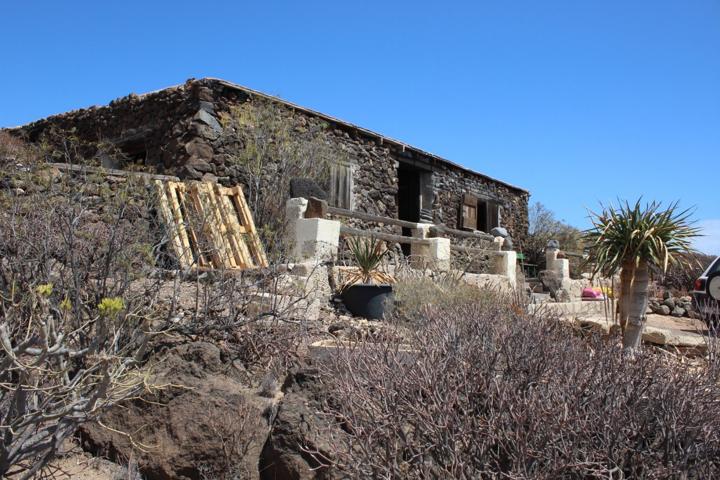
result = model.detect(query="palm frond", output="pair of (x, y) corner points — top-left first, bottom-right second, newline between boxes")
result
(583, 199), (700, 276)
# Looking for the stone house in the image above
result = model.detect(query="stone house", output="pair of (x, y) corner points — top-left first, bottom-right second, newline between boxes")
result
(11, 78), (529, 245)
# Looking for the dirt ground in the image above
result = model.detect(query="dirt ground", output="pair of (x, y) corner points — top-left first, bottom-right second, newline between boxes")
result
(41, 454), (123, 480)
(7, 441), (128, 480)
(646, 313), (707, 335)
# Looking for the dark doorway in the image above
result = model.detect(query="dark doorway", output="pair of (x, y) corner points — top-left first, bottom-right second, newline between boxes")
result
(397, 163), (433, 256)
(398, 166), (421, 223)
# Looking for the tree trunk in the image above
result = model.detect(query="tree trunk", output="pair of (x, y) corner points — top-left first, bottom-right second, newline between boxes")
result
(622, 261), (650, 352)
(618, 261), (634, 332)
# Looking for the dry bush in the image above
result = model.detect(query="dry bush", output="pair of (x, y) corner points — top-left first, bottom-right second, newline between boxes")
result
(657, 252), (716, 293)
(523, 202), (584, 277)
(318, 297), (720, 478)
(393, 268), (494, 320)
(0, 135), (316, 479)
(0, 139), (166, 478)
(219, 98), (349, 259)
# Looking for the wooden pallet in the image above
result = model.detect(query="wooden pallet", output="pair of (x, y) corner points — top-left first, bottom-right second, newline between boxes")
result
(155, 180), (268, 270)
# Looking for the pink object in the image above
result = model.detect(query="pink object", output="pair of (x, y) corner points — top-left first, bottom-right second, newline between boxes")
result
(582, 288), (603, 299)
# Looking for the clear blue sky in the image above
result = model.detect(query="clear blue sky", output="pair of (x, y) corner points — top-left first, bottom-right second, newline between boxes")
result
(2, 1), (719, 253)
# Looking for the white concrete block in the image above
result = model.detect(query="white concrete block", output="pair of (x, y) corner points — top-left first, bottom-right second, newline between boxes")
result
(286, 197), (308, 219)
(545, 247), (570, 280)
(411, 237), (451, 271)
(555, 258), (570, 279)
(492, 251), (517, 288)
(411, 223), (433, 239)
(292, 218), (340, 263)
(493, 236), (505, 250)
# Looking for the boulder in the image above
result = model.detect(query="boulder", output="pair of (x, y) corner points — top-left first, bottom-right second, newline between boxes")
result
(538, 270), (570, 301)
(290, 178), (327, 201)
(259, 370), (342, 480)
(201, 172), (218, 183)
(653, 305), (671, 316)
(81, 342), (279, 480)
(490, 227), (508, 238)
(546, 239), (560, 250)
(186, 156), (214, 173)
(185, 139), (214, 160)
(663, 298), (676, 309)
(671, 306), (686, 317)
(193, 109), (223, 135)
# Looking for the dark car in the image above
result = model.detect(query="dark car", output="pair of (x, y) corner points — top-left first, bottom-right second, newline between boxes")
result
(693, 255), (720, 326)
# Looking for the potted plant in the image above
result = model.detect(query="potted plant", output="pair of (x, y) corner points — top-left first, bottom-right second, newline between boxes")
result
(341, 236), (395, 319)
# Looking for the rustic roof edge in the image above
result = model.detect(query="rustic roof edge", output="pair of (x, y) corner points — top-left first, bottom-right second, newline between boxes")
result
(7, 77), (529, 194)
(205, 78), (529, 194)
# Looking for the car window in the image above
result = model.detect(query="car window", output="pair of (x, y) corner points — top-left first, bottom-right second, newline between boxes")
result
(710, 257), (720, 275)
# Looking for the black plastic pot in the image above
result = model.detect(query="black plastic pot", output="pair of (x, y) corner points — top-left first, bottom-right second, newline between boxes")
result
(341, 284), (394, 320)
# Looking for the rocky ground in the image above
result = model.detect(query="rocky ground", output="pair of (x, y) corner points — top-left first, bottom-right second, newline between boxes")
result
(648, 291), (699, 319)
(64, 294), (402, 480)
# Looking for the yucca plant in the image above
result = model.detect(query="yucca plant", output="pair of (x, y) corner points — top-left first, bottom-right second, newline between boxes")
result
(343, 236), (394, 288)
(584, 200), (700, 352)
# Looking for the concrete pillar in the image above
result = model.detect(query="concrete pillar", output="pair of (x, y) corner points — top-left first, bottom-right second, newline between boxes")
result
(545, 247), (569, 280)
(286, 198), (308, 229)
(411, 237), (451, 271)
(493, 251), (517, 288)
(411, 223), (432, 239)
(291, 218), (341, 263)
(492, 236), (504, 251)
(555, 258), (570, 279)
(545, 247), (558, 266)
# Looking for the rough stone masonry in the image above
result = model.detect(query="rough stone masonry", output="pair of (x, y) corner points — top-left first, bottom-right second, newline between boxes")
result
(8, 77), (530, 246)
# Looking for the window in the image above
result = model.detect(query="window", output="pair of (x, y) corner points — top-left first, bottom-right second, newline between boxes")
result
(487, 201), (499, 231)
(461, 194), (501, 232)
(329, 162), (354, 210)
(461, 194), (478, 230)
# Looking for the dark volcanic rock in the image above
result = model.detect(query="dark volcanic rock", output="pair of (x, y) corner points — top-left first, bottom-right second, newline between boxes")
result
(290, 178), (327, 201)
(260, 370), (342, 480)
(81, 342), (278, 480)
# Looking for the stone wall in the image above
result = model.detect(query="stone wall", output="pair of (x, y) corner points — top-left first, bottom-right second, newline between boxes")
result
(432, 163), (529, 245)
(10, 78), (528, 244)
(16, 80), (201, 171)
(203, 81), (399, 221)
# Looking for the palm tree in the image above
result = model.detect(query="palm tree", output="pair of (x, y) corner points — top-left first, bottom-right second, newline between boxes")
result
(584, 200), (700, 352)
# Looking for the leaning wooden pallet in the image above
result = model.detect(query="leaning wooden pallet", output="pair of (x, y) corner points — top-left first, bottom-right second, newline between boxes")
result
(154, 180), (268, 270)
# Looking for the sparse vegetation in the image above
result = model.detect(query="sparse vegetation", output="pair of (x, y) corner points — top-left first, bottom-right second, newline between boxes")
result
(658, 251), (716, 293)
(393, 267), (494, 319)
(219, 98), (349, 258)
(318, 295), (720, 479)
(522, 201), (584, 276)
(0, 134), (160, 478)
(2, 131), (719, 480)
